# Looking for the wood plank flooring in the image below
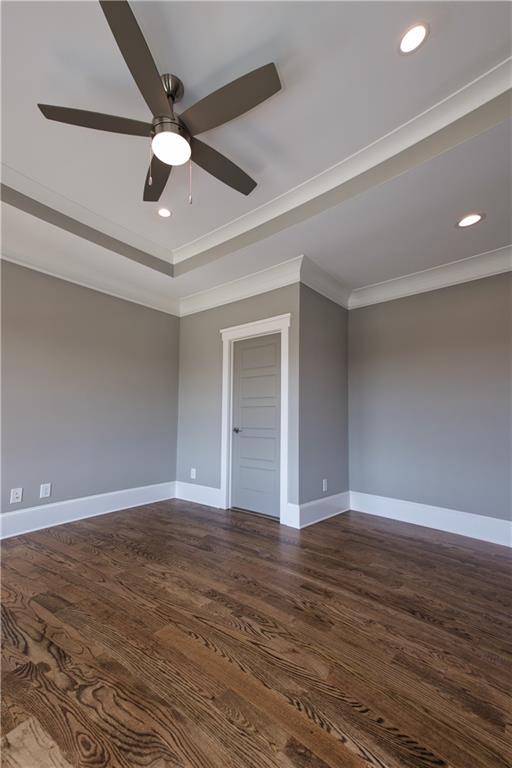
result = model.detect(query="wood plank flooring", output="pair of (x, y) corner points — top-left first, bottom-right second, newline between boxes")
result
(1, 501), (511, 767)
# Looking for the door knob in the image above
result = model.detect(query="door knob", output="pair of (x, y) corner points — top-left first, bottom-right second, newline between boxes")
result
(233, 427), (242, 434)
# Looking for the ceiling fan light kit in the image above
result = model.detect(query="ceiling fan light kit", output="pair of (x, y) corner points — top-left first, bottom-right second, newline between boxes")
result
(151, 117), (191, 167)
(37, 0), (281, 203)
(151, 74), (190, 166)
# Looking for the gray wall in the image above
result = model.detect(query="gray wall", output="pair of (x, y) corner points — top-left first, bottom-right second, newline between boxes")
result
(349, 273), (511, 521)
(4, 261), (510, 522)
(299, 285), (349, 504)
(177, 284), (300, 503)
(2, 262), (179, 511)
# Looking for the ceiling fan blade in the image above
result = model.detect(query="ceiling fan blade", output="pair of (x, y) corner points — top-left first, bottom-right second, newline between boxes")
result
(143, 155), (172, 201)
(99, 0), (171, 118)
(191, 138), (256, 195)
(38, 104), (152, 136)
(180, 63), (281, 136)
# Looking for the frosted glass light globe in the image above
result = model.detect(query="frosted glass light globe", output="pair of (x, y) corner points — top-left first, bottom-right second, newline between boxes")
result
(152, 131), (191, 166)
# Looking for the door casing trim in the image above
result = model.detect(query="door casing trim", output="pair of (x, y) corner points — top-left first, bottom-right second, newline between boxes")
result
(220, 313), (291, 522)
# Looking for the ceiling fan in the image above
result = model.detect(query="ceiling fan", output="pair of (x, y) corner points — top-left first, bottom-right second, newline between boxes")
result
(38, 0), (281, 202)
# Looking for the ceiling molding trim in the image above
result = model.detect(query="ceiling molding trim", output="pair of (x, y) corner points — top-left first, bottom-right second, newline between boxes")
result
(1, 185), (174, 277)
(178, 256), (303, 317)
(3, 242), (509, 320)
(300, 256), (351, 308)
(1, 251), (180, 317)
(348, 245), (512, 309)
(173, 59), (512, 272)
(1, 163), (174, 265)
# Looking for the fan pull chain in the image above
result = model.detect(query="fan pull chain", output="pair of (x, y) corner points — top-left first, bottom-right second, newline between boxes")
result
(148, 144), (153, 186)
(188, 158), (192, 204)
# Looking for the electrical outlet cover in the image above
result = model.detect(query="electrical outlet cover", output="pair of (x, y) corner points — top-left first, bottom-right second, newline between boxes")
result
(10, 488), (23, 504)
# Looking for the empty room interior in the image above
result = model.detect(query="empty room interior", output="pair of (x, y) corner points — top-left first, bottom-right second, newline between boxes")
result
(1, 1), (511, 766)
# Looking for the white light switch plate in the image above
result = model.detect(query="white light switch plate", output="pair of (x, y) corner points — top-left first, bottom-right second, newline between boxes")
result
(190, 467), (197, 480)
(10, 487), (23, 504)
(322, 479), (328, 493)
(40, 482), (52, 499)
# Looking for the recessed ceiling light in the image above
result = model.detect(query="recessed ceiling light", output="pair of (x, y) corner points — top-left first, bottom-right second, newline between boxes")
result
(399, 23), (429, 54)
(158, 208), (171, 218)
(457, 212), (485, 228)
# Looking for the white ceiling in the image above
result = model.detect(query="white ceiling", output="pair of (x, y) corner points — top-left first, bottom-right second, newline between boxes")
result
(210, 118), (512, 291)
(3, 117), (510, 304)
(1, 1), (511, 308)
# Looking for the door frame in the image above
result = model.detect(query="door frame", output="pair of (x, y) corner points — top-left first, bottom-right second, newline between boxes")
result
(220, 313), (291, 523)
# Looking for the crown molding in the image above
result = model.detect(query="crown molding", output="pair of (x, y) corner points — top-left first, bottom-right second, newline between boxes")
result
(179, 256), (303, 316)
(300, 256), (350, 308)
(173, 59), (512, 273)
(348, 245), (512, 309)
(5, 244), (510, 320)
(1, 251), (180, 317)
(1, 164), (174, 265)
(1, 184), (173, 276)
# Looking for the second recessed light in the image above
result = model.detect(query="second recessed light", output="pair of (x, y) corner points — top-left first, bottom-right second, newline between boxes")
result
(400, 23), (429, 54)
(457, 212), (485, 228)
(158, 208), (171, 218)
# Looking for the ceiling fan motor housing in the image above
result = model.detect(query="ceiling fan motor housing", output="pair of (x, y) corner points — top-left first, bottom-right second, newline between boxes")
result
(152, 116), (189, 142)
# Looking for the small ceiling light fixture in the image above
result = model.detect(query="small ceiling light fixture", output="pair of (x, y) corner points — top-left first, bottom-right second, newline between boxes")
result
(151, 119), (191, 167)
(399, 23), (429, 54)
(158, 207), (171, 218)
(457, 212), (485, 228)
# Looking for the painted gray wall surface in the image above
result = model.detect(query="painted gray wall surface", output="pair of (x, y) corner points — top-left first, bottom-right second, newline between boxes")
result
(349, 273), (512, 521)
(177, 284), (300, 503)
(299, 285), (349, 504)
(1, 262), (179, 511)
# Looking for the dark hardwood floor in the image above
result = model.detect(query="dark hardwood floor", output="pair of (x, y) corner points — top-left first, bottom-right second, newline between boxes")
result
(1, 501), (511, 768)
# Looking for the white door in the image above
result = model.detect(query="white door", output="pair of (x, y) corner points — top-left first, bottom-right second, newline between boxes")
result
(231, 334), (281, 518)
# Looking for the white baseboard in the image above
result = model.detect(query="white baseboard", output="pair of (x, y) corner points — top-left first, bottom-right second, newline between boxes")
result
(282, 503), (300, 528)
(282, 491), (350, 529)
(0, 481), (177, 539)
(174, 481), (225, 508)
(299, 491), (351, 528)
(3, 481), (508, 548)
(350, 491), (511, 547)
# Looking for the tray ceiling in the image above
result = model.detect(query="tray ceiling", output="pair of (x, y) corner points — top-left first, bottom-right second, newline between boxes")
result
(1, 1), (511, 309)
